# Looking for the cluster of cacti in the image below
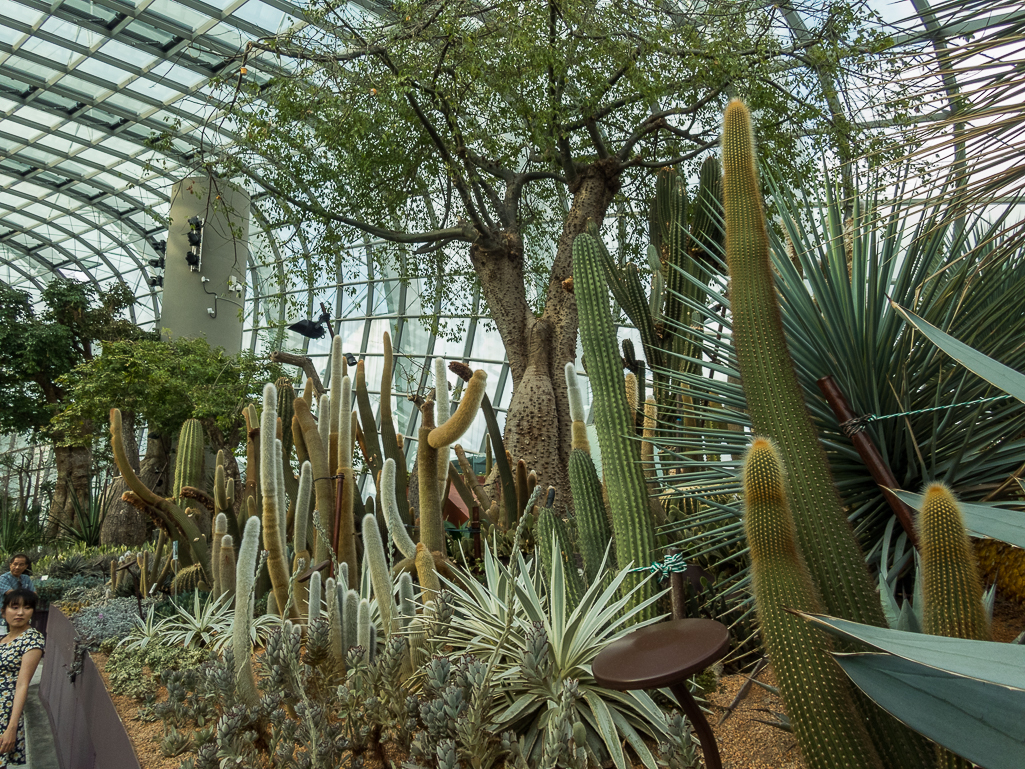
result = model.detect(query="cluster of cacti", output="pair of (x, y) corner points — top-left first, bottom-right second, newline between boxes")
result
(573, 231), (659, 619)
(974, 538), (1025, 603)
(727, 99), (938, 768)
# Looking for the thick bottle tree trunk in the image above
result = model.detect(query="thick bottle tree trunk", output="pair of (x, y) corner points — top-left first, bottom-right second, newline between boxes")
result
(100, 410), (151, 546)
(471, 160), (621, 508)
(48, 444), (92, 537)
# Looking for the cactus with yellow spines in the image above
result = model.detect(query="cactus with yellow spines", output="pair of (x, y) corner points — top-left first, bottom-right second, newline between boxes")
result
(291, 460), (313, 615)
(275, 377), (300, 509)
(727, 101), (936, 769)
(354, 359), (384, 484)
(723, 99), (882, 627)
(641, 398), (657, 482)
(574, 231), (658, 620)
(415, 542), (441, 605)
(919, 483), (990, 641)
(427, 367), (488, 449)
(242, 403), (261, 517)
(975, 539), (1025, 603)
(744, 438), (883, 769)
(918, 483), (987, 769)
(433, 358), (451, 503)
(260, 383), (299, 620)
(624, 372), (639, 428)
(328, 336), (345, 475)
(332, 372), (359, 577)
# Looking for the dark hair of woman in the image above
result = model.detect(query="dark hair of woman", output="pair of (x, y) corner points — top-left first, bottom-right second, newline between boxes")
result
(1, 590), (38, 613)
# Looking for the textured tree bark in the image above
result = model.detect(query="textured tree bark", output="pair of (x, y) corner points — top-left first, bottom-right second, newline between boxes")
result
(471, 160), (621, 507)
(48, 444), (92, 537)
(100, 410), (150, 546)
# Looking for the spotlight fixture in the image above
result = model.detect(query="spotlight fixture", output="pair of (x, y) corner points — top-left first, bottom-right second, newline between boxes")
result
(288, 310), (332, 339)
(154, 240), (166, 254)
(185, 216), (203, 272)
(345, 353), (358, 367)
(148, 256), (165, 269)
(149, 275), (163, 288)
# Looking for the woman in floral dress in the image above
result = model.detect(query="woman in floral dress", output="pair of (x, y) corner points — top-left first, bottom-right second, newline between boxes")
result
(0, 589), (44, 767)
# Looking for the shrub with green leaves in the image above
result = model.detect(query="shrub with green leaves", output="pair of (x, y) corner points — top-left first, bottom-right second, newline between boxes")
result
(104, 639), (209, 700)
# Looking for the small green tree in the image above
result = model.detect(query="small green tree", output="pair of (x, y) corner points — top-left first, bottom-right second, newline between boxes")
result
(0, 279), (142, 533)
(52, 336), (282, 544)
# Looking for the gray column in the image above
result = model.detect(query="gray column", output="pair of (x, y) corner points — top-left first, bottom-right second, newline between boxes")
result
(159, 177), (249, 354)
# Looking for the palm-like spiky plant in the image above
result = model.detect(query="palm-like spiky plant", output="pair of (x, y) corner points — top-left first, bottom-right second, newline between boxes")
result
(652, 172), (1025, 619)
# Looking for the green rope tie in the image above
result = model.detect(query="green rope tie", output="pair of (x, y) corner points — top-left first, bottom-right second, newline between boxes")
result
(629, 552), (688, 581)
(841, 394), (1013, 436)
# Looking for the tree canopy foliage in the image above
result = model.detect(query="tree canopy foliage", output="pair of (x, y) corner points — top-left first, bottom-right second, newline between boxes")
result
(0, 279), (142, 439)
(207, 0), (902, 303)
(52, 336), (282, 458)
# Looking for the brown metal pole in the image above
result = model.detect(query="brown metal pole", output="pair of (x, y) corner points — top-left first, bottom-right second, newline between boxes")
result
(668, 547), (686, 621)
(816, 375), (919, 549)
(471, 504), (481, 561)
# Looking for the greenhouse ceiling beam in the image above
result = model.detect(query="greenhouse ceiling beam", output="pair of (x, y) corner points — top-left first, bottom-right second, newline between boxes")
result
(0, 261), (47, 294)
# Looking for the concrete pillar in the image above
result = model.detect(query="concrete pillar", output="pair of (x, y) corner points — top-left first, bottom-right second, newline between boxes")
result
(159, 177), (249, 354)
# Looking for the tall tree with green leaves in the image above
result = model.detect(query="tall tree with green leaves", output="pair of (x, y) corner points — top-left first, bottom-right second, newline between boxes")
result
(0, 279), (142, 533)
(189, 0), (902, 496)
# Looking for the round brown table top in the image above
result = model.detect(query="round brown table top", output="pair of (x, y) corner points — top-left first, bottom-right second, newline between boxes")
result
(592, 618), (730, 691)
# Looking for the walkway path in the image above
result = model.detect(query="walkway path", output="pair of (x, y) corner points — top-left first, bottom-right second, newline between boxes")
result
(24, 661), (59, 769)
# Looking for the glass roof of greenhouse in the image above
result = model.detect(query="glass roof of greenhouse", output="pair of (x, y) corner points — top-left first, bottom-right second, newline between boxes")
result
(1, 0), (1023, 462)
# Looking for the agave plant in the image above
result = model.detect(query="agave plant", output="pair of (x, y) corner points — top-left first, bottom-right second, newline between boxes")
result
(431, 540), (683, 769)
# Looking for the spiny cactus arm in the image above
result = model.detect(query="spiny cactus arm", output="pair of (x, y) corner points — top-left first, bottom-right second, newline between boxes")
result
(357, 598), (372, 657)
(293, 397), (334, 565)
(276, 379), (300, 510)
(382, 458), (417, 559)
(243, 404), (261, 516)
(308, 570), (322, 624)
(722, 99), (883, 627)
(919, 483), (990, 642)
(173, 419), (205, 500)
(325, 577), (344, 670)
(565, 363), (591, 453)
(428, 369), (487, 449)
(417, 401), (446, 554)
(362, 513), (396, 636)
(379, 331), (410, 524)
(232, 516), (262, 708)
(336, 466), (359, 579)
(294, 461), (313, 561)
(318, 394), (332, 471)
(337, 376), (353, 470)
(624, 372), (639, 427)
(343, 588), (359, 657)
(355, 360), (384, 482)
(743, 439), (884, 769)
(212, 513), (227, 597)
(573, 232), (658, 619)
(689, 155), (725, 264)
(329, 336), (344, 448)
(415, 542), (441, 605)
(536, 507), (584, 610)
(569, 449), (613, 586)
(219, 534), (236, 604)
(302, 377), (315, 406)
(261, 385), (298, 620)
(641, 398), (657, 481)
(292, 414), (309, 469)
(397, 572), (415, 630)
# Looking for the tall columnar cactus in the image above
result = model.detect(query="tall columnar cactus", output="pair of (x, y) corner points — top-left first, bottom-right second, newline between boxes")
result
(293, 395), (333, 565)
(434, 357), (452, 503)
(333, 373), (359, 577)
(362, 513), (396, 636)
(173, 418), (205, 500)
(919, 483), (990, 641)
(354, 360), (384, 483)
(218, 534), (236, 605)
(276, 377), (300, 510)
(722, 100), (882, 627)
(568, 448), (613, 586)
(726, 100), (935, 769)
(308, 570), (322, 624)
(397, 572), (415, 630)
(261, 384), (298, 619)
(379, 331), (410, 524)
(743, 438), (883, 769)
(211, 513), (228, 597)
(416, 542), (441, 605)
(924, 539), (978, 769)
(232, 516), (262, 708)
(381, 458), (417, 561)
(573, 232), (658, 619)
(536, 505), (584, 612)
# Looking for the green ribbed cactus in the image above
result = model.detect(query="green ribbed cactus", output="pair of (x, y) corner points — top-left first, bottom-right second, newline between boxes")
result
(232, 515), (262, 708)
(726, 100), (936, 769)
(325, 577), (343, 670)
(573, 232), (657, 620)
(218, 534), (235, 604)
(173, 418), (205, 500)
(567, 448), (612, 587)
(723, 100), (881, 625)
(743, 438), (883, 769)
(536, 504), (584, 612)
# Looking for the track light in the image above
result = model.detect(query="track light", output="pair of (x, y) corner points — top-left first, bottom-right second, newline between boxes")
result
(148, 256), (165, 269)
(345, 353), (357, 366)
(149, 275), (163, 288)
(185, 216), (203, 272)
(154, 240), (166, 254)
